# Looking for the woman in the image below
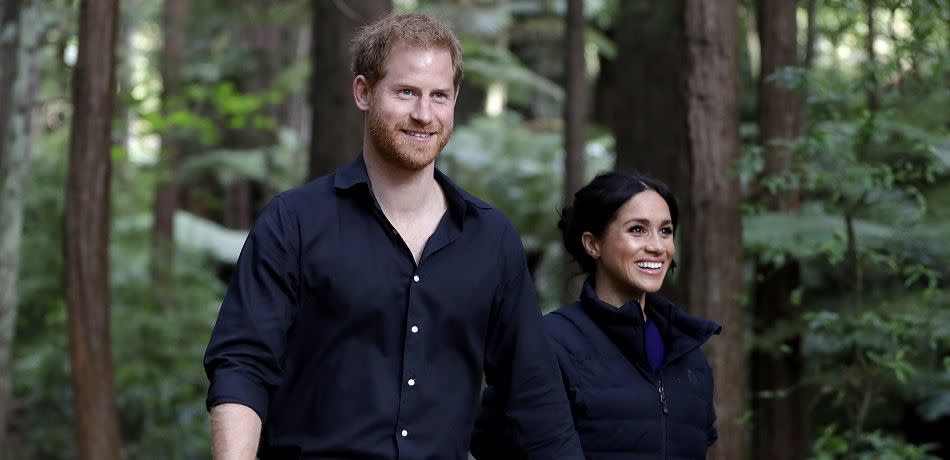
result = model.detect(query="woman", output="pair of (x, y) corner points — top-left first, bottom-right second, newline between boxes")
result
(471, 171), (720, 459)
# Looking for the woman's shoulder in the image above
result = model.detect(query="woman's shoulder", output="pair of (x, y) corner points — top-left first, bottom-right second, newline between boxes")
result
(543, 302), (594, 351)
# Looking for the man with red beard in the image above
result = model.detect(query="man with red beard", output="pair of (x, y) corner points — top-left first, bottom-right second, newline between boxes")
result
(203, 12), (583, 460)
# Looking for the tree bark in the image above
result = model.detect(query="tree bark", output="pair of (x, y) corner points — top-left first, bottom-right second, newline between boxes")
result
(682, 3), (745, 458)
(866, 0), (878, 112)
(561, 0), (586, 304)
(0, 0), (21, 171)
(0, 0), (22, 450)
(614, 0), (691, 305)
(64, 1), (123, 459)
(308, 0), (392, 180)
(751, 1), (806, 458)
(221, 0), (286, 229)
(151, 0), (188, 308)
(615, 1), (746, 458)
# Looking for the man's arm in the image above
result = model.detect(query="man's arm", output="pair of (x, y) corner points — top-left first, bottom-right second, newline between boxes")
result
(482, 222), (584, 459)
(211, 403), (262, 459)
(204, 196), (301, 456)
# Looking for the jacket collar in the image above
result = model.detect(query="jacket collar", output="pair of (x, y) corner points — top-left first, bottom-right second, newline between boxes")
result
(578, 276), (721, 366)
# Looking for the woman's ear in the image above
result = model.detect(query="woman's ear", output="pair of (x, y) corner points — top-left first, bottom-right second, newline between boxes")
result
(353, 75), (372, 111)
(581, 232), (600, 260)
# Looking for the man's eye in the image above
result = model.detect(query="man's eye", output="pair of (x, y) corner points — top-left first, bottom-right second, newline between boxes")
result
(434, 92), (447, 100)
(399, 89), (413, 96)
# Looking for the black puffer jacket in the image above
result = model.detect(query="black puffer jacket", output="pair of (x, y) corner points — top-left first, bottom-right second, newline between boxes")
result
(471, 279), (721, 460)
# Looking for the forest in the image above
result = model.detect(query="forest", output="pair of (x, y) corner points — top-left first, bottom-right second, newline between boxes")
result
(0, 0), (948, 459)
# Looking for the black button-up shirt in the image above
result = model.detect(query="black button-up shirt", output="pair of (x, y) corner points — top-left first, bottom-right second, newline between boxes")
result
(204, 156), (583, 459)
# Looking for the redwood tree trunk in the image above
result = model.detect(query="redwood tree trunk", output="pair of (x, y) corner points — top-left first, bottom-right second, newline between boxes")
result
(562, 0), (586, 303)
(614, 0), (691, 303)
(64, 1), (123, 459)
(308, 0), (391, 180)
(615, 1), (746, 458)
(0, 0), (23, 450)
(151, 0), (188, 307)
(866, 0), (878, 112)
(683, 3), (745, 459)
(752, 1), (806, 458)
(0, 0), (20, 170)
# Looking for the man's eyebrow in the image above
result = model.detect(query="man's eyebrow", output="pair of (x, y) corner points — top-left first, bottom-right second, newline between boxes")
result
(391, 82), (455, 95)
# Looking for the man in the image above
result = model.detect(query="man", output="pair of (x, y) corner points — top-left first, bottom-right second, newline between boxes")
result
(204, 12), (583, 460)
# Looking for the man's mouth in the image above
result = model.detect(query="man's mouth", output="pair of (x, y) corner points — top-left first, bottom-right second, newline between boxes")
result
(402, 129), (435, 138)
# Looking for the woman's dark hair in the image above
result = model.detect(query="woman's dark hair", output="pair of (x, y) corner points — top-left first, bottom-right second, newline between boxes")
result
(558, 171), (679, 276)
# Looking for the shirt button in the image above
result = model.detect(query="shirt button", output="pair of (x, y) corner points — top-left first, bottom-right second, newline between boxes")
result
(410, 325), (419, 333)
(413, 275), (420, 282)
(401, 429), (408, 437)
(408, 379), (415, 386)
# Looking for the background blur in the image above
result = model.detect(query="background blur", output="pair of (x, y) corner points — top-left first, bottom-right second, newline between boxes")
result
(0, 0), (948, 459)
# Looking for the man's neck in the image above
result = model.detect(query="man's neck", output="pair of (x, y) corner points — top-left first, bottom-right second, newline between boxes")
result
(363, 147), (442, 216)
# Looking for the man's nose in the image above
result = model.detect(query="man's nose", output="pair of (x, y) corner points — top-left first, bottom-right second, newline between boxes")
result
(411, 97), (433, 125)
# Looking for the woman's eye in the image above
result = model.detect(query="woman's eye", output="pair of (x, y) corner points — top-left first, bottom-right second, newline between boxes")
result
(628, 226), (645, 234)
(660, 227), (674, 236)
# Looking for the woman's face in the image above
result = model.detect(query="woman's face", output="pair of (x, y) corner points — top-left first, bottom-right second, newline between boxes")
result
(584, 190), (676, 307)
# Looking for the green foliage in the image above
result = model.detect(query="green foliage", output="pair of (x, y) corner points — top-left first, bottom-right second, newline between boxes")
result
(13, 119), (224, 460)
(812, 424), (941, 460)
(741, 1), (950, 455)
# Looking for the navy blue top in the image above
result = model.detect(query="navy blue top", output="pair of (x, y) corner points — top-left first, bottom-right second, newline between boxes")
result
(645, 318), (665, 374)
(203, 156), (582, 460)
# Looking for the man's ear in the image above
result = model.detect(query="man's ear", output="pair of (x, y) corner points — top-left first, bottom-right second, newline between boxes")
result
(353, 75), (372, 112)
(581, 232), (600, 260)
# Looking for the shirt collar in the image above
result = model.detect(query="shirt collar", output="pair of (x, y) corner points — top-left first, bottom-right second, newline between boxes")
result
(332, 153), (486, 225)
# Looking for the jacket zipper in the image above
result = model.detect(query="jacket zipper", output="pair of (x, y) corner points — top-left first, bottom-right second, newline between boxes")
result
(659, 374), (668, 459)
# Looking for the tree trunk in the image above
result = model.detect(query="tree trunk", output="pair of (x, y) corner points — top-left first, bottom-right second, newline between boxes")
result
(615, 1), (746, 458)
(561, 0), (586, 304)
(0, 0), (22, 450)
(866, 0), (878, 112)
(0, 0), (20, 170)
(804, 0), (816, 70)
(151, 0), (188, 308)
(682, 3), (745, 459)
(751, 0), (806, 458)
(308, 0), (392, 180)
(64, 1), (122, 459)
(614, 0), (691, 305)
(221, 0), (287, 229)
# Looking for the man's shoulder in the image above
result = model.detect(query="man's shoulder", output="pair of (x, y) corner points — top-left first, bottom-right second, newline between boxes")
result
(443, 177), (517, 231)
(271, 174), (338, 211)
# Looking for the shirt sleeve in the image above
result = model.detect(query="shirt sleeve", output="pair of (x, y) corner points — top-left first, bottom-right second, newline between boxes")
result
(481, 222), (584, 459)
(203, 196), (300, 422)
(469, 385), (525, 460)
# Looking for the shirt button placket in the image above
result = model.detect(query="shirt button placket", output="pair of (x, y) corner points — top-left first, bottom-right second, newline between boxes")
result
(399, 271), (422, 451)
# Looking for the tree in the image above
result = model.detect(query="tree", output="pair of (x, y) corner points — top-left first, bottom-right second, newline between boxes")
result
(308, 0), (391, 180)
(151, 0), (188, 308)
(614, 1), (746, 458)
(0, 0), (22, 450)
(681, 4), (745, 457)
(561, 0), (585, 303)
(64, 0), (122, 458)
(750, 0), (806, 458)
